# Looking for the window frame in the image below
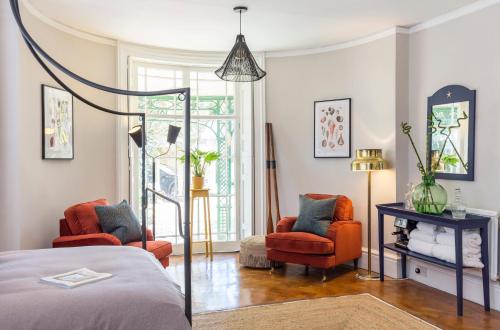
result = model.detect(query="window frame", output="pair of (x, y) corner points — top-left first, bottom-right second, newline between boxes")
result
(116, 42), (267, 250)
(128, 59), (242, 247)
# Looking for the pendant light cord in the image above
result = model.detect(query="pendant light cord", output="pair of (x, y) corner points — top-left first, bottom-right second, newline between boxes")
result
(239, 9), (242, 34)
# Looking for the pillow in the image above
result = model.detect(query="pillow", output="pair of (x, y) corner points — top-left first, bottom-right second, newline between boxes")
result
(292, 195), (337, 237)
(95, 200), (142, 244)
(64, 199), (109, 235)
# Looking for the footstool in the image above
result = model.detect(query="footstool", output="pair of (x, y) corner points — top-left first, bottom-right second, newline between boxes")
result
(239, 235), (271, 269)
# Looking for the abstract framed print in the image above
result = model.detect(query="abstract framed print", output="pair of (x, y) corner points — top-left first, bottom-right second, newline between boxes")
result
(314, 98), (351, 158)
(42, 85), (74, 160)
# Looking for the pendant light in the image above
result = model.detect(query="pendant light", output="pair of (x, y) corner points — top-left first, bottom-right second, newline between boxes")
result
(215, 6), (266, 82)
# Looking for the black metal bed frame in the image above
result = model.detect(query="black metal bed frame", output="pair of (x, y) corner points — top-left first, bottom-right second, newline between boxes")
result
(9, 0), (193, 324)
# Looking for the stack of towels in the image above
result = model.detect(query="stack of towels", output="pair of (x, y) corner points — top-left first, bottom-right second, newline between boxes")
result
(407, 222), (484, 268)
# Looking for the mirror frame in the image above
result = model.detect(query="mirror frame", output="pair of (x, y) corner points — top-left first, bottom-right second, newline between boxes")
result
(427, 84), (476, 181)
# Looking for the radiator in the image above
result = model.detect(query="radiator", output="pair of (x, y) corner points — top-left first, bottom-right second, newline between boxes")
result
(466, 208), (499, 281)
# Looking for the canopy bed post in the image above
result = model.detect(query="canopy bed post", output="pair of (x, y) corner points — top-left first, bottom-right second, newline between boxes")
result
(184, 89), (192, 324)
(140, 114), (147, 251)
(9, 0), (193, 324)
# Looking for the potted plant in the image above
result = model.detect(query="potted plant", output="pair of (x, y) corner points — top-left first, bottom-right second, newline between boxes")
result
(401, 112), (467, 214)
(179, 149), (220, 190)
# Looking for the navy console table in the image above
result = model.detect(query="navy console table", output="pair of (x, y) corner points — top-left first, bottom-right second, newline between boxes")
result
(376, 203), (490, 316)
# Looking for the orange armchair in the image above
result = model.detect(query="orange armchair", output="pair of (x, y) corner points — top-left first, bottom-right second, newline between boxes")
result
(52, 199), (172, 268)
(266, 194), (362, 281)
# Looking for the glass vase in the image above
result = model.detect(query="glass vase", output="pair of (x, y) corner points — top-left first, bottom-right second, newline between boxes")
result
(412, 175), (448, 215)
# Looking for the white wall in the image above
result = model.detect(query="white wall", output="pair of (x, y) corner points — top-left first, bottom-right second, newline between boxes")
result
(408, 4), (500, 214)
(2, 0), (499, 256)
(266, 36), (399, 248)
(0, 2), (117, 250)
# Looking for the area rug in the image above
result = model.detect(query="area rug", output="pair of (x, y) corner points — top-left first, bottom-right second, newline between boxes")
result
(193, 293), (439, 330)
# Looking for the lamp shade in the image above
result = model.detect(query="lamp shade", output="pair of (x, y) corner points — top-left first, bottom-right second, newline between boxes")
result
(167, 125), (181, 145)
(215, 34), (266, 82)
(128, 125), (143, 148)
(351, 149), (385, 171)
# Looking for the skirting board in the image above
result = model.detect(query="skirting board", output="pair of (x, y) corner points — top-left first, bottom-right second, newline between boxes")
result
(357, 247), (401, 278)
(171, 241), (240, 256)
(359, 248), (500, 311)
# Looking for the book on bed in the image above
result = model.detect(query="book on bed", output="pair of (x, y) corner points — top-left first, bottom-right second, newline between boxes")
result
(40, 268), (112, 288)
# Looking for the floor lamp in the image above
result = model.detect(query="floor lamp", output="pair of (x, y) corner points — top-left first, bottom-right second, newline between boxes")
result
(147, 125), (181, 238)
(351, 149), (386, 280)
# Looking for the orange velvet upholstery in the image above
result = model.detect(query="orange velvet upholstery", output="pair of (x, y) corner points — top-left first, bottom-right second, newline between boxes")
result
(266, 232), (334, 255)
(304, 193), (353, 221)
(54, 200), (173, 268)
(64, 199), (109, 235)
(267, 249), (337, 269)
(266, 194), (361, 271)
(53, 233), (121, 247)
(126, 240), (172, 267)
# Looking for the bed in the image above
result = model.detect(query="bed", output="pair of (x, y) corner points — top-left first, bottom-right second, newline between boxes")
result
(0, 246), (190, 330)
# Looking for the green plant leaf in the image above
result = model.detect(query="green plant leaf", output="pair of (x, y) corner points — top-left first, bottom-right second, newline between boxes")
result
(177, 148), (220, 177)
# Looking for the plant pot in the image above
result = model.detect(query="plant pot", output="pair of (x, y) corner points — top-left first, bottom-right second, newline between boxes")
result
(192, 176), (204, 190)
(412, 175), (448, 214)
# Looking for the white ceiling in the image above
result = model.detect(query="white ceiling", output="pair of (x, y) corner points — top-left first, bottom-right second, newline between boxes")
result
(27, 0), (478, 52)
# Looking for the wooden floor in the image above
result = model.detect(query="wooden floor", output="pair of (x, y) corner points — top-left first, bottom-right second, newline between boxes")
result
(166, 253), (500, 330)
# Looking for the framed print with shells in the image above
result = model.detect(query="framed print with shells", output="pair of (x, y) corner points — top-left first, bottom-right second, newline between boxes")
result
(42, 85), (74, 160)
(314, 98), (351, 158)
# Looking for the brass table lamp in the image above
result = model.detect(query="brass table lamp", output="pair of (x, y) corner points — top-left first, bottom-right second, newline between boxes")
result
(351, 149), (386, 280)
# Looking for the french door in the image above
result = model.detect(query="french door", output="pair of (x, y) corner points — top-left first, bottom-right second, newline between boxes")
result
(129, 60), (249, 253)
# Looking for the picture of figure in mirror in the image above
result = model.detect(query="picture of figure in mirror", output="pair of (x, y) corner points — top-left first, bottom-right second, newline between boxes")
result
(430, 101), (469, 174)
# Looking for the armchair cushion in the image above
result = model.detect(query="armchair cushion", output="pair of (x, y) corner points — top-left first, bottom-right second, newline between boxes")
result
(64, 199), (109, 235)
(266, 232), (334, 255)
(292, 195), (336, 237)
(52, 233), (121, 248)
(95, 200), (142, 244)
(304, 194), (353, 221)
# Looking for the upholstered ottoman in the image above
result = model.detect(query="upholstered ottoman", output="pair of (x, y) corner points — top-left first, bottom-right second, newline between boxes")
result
(239, 235), (271, 269)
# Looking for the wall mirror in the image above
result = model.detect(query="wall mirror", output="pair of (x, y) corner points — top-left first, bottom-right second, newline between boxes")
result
(427, 85), (476, 181)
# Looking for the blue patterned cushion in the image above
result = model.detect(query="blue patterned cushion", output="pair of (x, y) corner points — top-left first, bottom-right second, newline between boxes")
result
(95, 200), (142, 244)
(292, 195), (336, 237)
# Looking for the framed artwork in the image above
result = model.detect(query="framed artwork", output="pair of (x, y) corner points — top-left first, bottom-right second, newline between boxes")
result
(314, 98), (351, 158)
(42, 85), (74, 160)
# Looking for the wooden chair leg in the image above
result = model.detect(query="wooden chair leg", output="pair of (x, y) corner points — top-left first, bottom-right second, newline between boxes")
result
(269, 261), (275, 274)
(353, 258), (359, 270)
(305, 265), (309, 275)
(322, 269), (327, 282)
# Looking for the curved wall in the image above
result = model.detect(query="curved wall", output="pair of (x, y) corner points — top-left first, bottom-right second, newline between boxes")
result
(266, 34), (405, 252)
(0, 2), (117, 250)
(409, 4), (500, 213)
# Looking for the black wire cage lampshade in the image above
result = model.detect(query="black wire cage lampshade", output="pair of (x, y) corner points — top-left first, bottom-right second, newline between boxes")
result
(215, 6), (266, 82)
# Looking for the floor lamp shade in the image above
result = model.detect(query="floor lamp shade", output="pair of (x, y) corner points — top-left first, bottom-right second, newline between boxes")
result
(351, 148), (386, 280)
(128, 125), (143, 148)
(167, 125), (181, 145)
(351, 149), (385, 171)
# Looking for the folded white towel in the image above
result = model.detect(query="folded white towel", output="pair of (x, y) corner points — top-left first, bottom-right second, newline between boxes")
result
(408, 239), (436, 256)
(432, 245), (484, 268)
(409, 229), (437, 244)
(416, 222), (437, 234)
(444, 227), (454, 234)
(431, 243), (480, 258)
(436, 231), (482, 249)
(436, 226), (446, 233)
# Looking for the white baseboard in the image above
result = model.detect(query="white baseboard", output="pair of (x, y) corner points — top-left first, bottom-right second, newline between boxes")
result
(358, 248), (500, 311)
(358, 247), (400, 278)
(407, 258), (500, 311)
(171, 241), (240, 255)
